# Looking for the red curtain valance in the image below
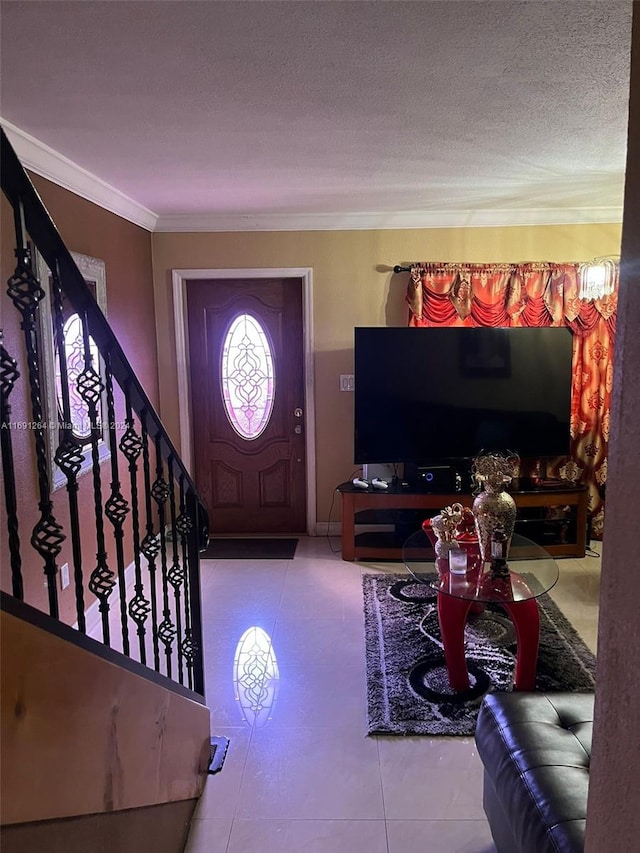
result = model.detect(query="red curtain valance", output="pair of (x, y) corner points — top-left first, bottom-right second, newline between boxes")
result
(407, 262), (617, 337)
(406, 262), (618, 539)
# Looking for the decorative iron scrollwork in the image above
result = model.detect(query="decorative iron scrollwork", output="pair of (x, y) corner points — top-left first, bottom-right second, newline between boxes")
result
(151, 475), (170, 504)
(181, 633), (197, 662)
(129, 589), (151, 625)
(158, 617), (177, 648)
(7, 248), (45, 320)
(168, 560), (184, 589)
(105, 491), (129, 526)
(76, 364), (104, 408)
(175, 512), (192, 536)
(31, 515), (65, 558)
(88, 560), (116, 600)
(54, 438), (84, 478)
(119, 421), (142, 461)
(0, 341), (20, 398)
(140, 531), (160, 560)
(0, 333), (23, 600)
(3, 129), (207, 696)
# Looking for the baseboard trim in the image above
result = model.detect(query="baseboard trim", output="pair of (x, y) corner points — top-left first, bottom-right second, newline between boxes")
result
(315, 521), (341, 537)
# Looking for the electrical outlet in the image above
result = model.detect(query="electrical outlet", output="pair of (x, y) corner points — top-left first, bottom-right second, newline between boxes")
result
(60, 562), (70, 590)
(339, 374), (355, 392)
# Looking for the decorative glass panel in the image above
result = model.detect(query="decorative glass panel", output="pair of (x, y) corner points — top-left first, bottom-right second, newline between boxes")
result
(233, 626), (279, 727)
(34, 249), (108, 489)
(55, 314), (100, 441)
(221, 313), (275, 440)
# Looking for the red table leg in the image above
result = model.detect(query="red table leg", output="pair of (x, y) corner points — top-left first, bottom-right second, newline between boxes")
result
(500, 598), (540, 691)
(437, 593), (474, 692)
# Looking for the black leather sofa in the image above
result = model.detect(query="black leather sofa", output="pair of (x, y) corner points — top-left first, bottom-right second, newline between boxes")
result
(475, 691), (594, 853)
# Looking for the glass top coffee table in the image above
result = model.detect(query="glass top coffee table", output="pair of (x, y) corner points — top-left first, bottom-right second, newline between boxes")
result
(402, 529), (560, 693)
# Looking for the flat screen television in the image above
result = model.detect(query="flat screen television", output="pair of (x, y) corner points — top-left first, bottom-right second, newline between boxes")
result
(354, 326), (573, 464)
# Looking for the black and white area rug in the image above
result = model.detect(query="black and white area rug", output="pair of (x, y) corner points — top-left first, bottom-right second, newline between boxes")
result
(363, 573), (597, 736)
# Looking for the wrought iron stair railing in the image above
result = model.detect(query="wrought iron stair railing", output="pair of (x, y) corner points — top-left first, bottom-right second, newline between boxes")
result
(0, 128), (209, 699)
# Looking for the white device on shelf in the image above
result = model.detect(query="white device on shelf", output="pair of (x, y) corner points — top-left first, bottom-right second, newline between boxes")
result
(352, 477), (370, 489)
(362, 463), (397, 482)
(371, 477), (389, 490)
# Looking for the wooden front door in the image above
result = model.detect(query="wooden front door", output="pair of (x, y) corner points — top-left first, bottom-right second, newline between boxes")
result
(186, 278), (307, 533)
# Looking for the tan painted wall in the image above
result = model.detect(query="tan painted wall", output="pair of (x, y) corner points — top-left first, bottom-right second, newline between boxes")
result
(151, 223), (622, 523)
(586, 3), (640, 849)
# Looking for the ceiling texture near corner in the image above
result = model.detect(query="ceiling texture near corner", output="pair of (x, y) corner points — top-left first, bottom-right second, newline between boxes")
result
(0, 0), (633, 231)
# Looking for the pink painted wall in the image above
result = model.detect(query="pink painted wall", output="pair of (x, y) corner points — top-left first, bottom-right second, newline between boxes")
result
(0, 175), (157, 623)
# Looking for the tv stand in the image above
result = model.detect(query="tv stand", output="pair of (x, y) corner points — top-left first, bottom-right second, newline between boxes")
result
(337, 481), (588, 561)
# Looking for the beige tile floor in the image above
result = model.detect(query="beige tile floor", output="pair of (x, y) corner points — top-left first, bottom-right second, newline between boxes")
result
(185, 536), (601, 853)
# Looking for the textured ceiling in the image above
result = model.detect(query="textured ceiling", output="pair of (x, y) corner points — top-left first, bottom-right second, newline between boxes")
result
(0, 0), (634, 230)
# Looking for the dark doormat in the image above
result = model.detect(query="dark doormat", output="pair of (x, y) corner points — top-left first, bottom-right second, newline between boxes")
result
(202, 538), (298, 560)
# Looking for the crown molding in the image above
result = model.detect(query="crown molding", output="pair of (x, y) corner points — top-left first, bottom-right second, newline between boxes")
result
(0, 118), (158, 231)
(2, 119), (622, 232)
(154, 206), (622, 232)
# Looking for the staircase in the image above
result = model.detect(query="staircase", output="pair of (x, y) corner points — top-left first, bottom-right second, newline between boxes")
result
(0, 128), (211, 852)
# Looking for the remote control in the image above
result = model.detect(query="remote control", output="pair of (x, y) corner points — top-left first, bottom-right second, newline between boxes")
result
(372, 477), (389, 490)
(352, 477), (370, 489)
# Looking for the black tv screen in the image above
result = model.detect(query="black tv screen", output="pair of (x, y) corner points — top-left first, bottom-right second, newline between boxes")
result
(354, 326), (573, 463)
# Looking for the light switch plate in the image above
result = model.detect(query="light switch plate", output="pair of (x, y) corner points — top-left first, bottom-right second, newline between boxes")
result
(339, 374), (355, 392)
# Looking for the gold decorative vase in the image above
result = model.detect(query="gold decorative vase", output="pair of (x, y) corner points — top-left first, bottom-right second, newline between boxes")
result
(471, 453), (518, 565)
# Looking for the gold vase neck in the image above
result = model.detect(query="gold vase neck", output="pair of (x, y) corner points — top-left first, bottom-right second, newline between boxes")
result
(471, 452), (519, 489)
(477, 474), (512, 491)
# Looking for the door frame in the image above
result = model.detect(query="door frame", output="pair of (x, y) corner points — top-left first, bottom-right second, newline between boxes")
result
(172, 267), (316, 535)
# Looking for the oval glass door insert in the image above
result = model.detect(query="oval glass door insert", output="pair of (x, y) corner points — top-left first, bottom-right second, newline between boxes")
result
(220, 313), (275, 439)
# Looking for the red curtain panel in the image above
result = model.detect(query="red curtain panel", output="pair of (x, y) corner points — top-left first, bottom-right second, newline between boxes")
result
(406, 263), (618, 539)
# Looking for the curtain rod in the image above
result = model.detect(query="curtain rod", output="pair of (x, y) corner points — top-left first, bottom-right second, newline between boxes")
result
(393, 257), (620, 275)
